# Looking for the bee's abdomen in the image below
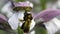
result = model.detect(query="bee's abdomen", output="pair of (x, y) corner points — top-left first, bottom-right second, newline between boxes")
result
(21, 21), (30, 33)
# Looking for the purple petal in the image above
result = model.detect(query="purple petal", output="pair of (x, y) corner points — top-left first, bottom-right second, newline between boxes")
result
(34, 8), (60, 22)
(14, 2), (30, 7)
(0, 14), (8, 23)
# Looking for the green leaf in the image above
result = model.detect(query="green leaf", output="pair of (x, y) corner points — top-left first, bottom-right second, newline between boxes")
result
(17, 26), (23, 34)
(35, 27), (47, 34)
(0, 30), (9, 34)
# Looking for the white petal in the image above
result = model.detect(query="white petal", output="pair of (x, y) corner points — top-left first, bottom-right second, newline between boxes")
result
(1, 2), (13, 18)
(57, 0), (60, 8)
(30, 19), (35, 30)
(18, 11), (24, 27)
(52, 18), (60, 29)
(8, 13), (19, 30)
(18, 11), (24, 20)
(30, 3), (33, 8)
(26, 1), (33, 8)
(30, 30), (35, 34)
(44, 18), (60, 34)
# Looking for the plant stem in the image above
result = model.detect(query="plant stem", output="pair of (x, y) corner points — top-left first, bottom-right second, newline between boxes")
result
(18, 25), (23, 34)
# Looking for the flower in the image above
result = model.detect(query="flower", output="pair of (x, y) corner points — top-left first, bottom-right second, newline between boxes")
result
(0, 14), (8, 22)
(0, 14), (12, 32)
(1, 1), (14, 18)
(34, 8), (60, 22)
(14, 1), (33, 8)
(8, 11), (35, 30)
(8, 1), (35, 33)
(34, 8), (60, 34)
